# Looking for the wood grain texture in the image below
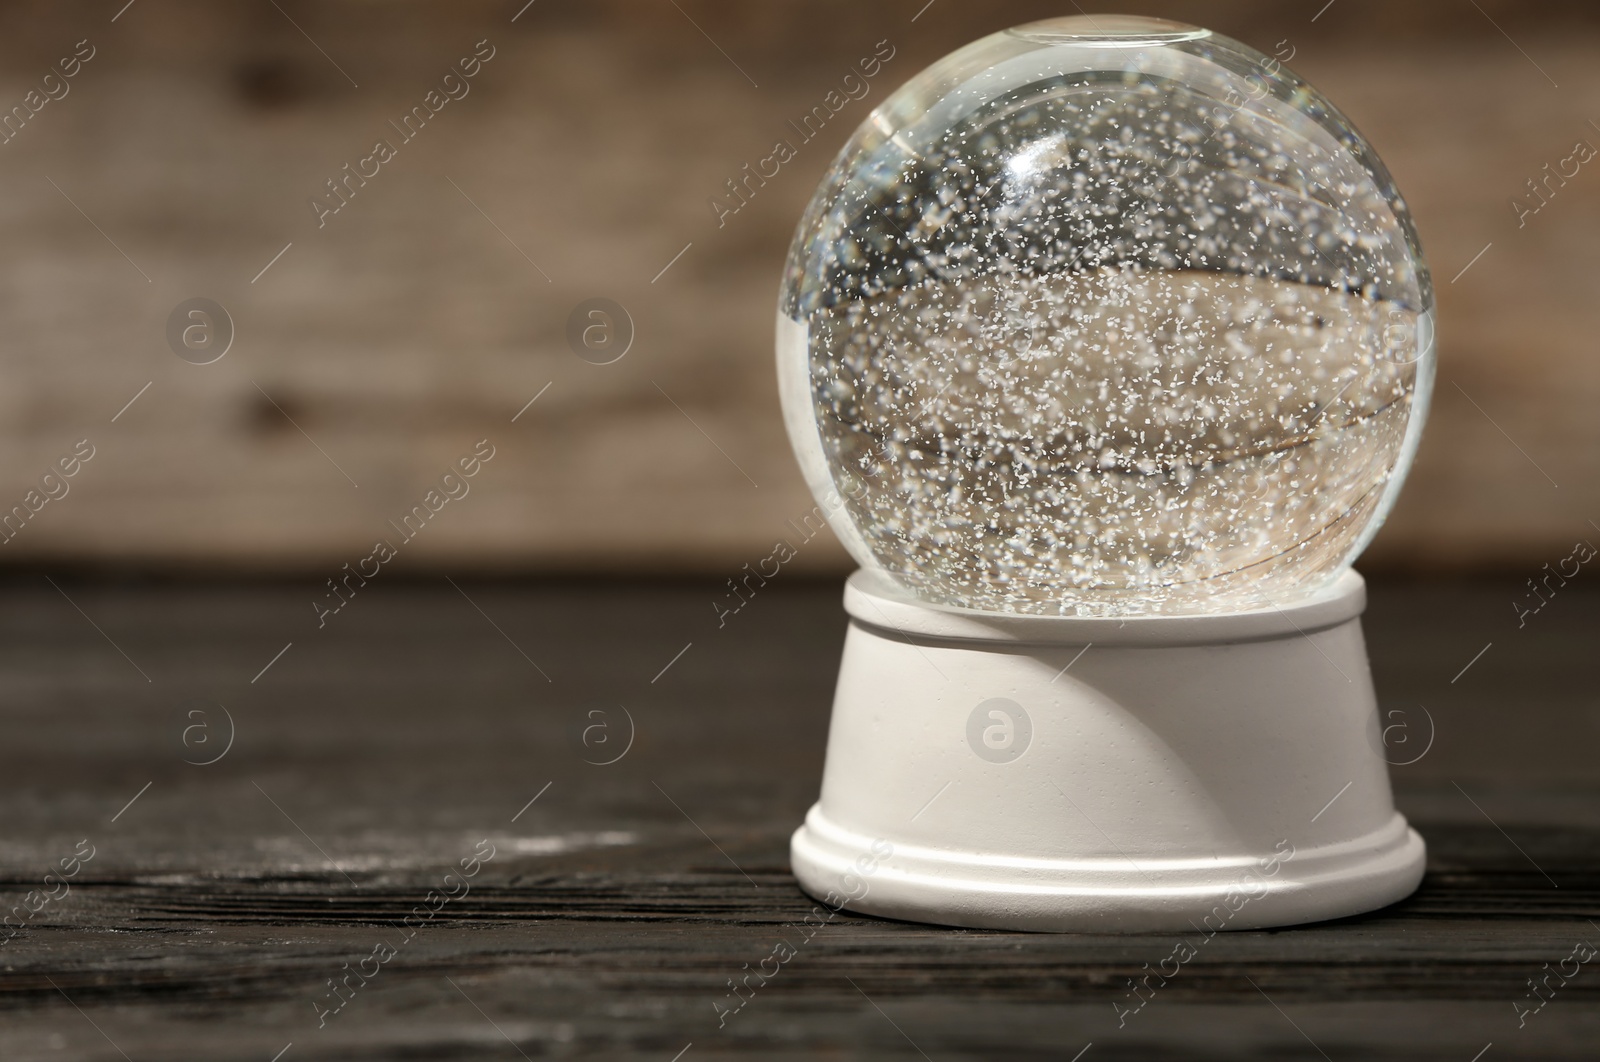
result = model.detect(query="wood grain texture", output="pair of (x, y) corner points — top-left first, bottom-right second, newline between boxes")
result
(0, 575), (1596, 1059)
(0, 0), (1592, 571)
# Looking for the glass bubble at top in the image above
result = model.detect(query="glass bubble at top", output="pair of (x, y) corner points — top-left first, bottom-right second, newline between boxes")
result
(777, 15), (1434, 616)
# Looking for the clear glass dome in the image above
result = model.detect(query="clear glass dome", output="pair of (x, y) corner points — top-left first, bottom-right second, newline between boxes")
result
(777, 14), (1434, 616)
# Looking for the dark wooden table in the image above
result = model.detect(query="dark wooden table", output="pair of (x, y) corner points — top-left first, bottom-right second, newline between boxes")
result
(1, 572), (1596, 1060)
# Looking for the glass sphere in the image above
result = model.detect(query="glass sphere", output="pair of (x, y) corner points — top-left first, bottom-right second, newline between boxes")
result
(777, 15), (1433, 616)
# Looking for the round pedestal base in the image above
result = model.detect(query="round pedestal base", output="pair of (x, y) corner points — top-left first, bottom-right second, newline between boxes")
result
(790, 570), (1425, 933)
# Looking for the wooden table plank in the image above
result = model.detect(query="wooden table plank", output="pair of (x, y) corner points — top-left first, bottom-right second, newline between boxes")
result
(0, 576), (1596, 1059)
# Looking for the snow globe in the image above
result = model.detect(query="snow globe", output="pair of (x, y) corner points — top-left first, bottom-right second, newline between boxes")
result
(779, 15), (1432, 930)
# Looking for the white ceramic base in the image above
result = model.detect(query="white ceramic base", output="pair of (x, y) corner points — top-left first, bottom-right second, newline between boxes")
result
(790, 570), (1425, 932)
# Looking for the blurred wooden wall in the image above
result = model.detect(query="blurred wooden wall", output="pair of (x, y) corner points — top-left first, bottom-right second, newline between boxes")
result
(0, 0), (1594, 573)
